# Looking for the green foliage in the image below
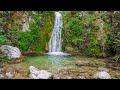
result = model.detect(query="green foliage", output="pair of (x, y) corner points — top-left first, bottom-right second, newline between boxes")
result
(29, 20), (41, 52)
(37, 13), (53, 52)
(111, 55), (120, 62)
(114, 31), (120, 53)
(0, 11), (119, 58)
(106, 32), (115, 55)
(63, 12), (84, 45)
(0, 55), (9, 62)
(0, 35), (7, 44)
(84, 46), (101, 57)
(17, 31), (33, 51)
(17, 14), (41, 52)
(0, 28), (10, 44)
(62, 11), (102, 57)
(106, 11), (120, 56)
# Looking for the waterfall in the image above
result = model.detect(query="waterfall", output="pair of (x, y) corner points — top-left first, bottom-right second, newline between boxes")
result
(49, 12), (62, 52)
(45, 12), (70, 56)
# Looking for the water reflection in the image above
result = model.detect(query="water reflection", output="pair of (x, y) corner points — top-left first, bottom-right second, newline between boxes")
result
(24, 55), (73, 71)
(46, 55), (72, 70)
(47, 55), (67, 62)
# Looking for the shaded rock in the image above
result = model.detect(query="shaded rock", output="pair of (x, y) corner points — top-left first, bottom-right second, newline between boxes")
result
(0, 45), (21, 59)
(29, 66), (52, 79)
(6, 72), (14, 79)
(93, 71), (111, 79)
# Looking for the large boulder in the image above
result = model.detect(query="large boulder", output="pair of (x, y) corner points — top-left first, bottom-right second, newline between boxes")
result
(0, 45), (21, 59)
(29, 66), (52, 79)
(93, 71), (111, 79)
(93, 67), (111, 79)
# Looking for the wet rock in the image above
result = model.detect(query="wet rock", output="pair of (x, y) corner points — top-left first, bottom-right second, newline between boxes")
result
(93, 71), (111, 79)
(0, 45), (21, 59)
(29, 66), (52, 79)
(6, 72), (14, 79)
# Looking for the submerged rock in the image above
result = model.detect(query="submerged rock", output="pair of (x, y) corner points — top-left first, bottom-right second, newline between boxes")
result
(93, 71), (111, 79)
(0, 45), (21, 59)
(29, 66), (52, 79)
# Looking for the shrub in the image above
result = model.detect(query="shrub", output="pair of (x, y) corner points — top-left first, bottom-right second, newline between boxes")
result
(0, 54), (9, 62)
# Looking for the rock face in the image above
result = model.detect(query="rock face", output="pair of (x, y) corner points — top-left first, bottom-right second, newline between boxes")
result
(93, 67), (111, 79)
(0, 45), (21, 59)
(29, 66), (52, 79)
(22, 16), (32, 32)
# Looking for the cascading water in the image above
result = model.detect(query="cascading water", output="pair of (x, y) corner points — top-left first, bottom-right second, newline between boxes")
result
(49, 12), (62, 52)
(45, 12), (70, 56)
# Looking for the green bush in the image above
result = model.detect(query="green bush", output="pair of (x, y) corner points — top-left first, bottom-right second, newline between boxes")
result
(0, 35), (7, 44)
(0, 11), (119, 58)
(17, 15), (41, 52)
(0, 28), (10, 44)
(84, 46), (101, 57)
(0, 55), (9, 62)
(62, 11), (102, 57)
(17, 31), (33, 51)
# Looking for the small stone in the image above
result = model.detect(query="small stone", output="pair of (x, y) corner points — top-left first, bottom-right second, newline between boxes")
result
(6, 72), (14, 79)
(78, 76), (86, 79)
(0, 74), (4, 79)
